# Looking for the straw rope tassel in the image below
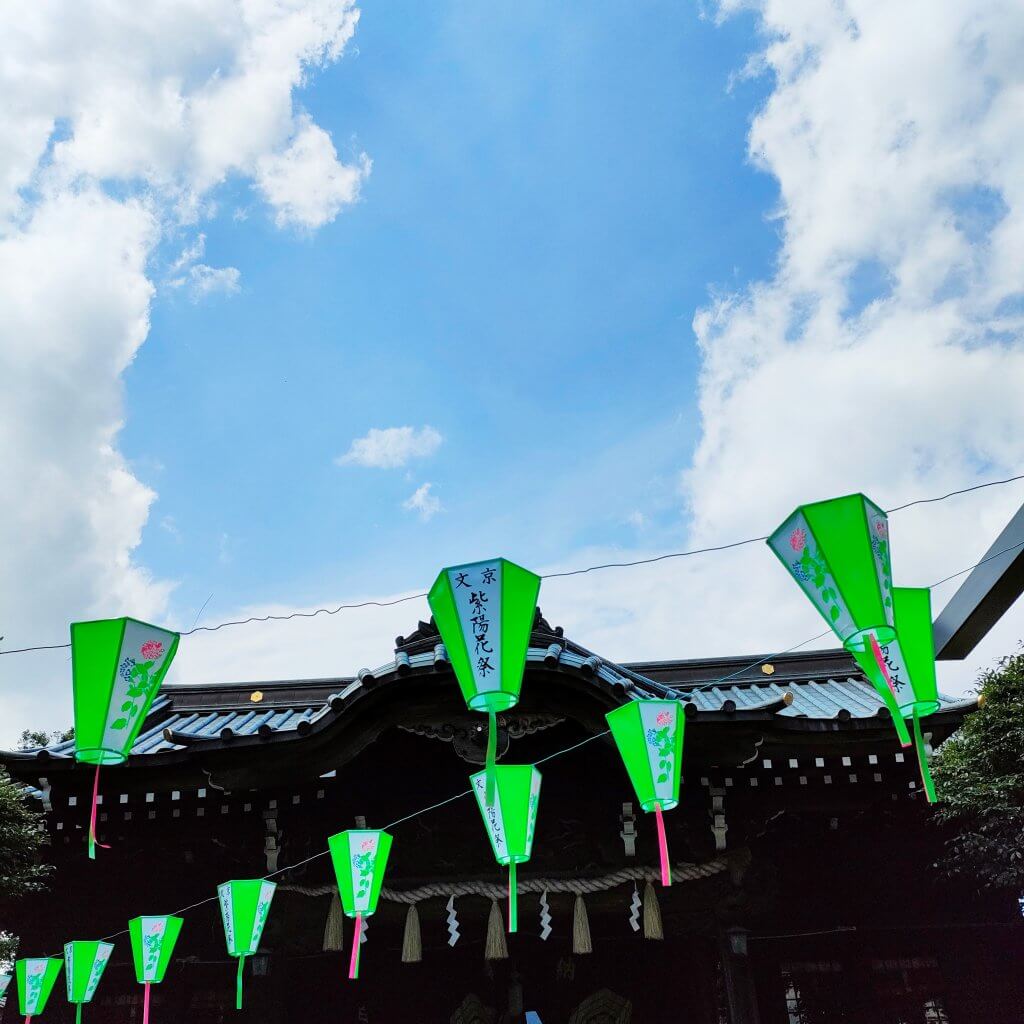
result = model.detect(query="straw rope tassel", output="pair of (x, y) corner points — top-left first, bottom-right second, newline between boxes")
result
(642, 882), (663, 940)
(572, 895), (592, 955)
(484, 900), (508, 960)
(401, 904), (422, 963)
(323, 897), (345, 952)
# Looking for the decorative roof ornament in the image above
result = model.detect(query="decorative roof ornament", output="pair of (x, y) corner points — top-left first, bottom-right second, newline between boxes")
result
(429, 558), (541, 802)
(71, 617), (180, 858)
(606, 699), (684, 886)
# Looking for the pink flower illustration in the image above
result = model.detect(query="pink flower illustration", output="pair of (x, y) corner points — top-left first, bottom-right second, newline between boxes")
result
(875, 519), (887, 537)
(360, 839), (374, 852)
(789, 527), (806, 552)
(655, 710), (671, 726)
(140, 640), (164, 661)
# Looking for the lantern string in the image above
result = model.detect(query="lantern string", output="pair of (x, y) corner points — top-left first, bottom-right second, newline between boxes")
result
(348, 914), (362, 980)
(2, 472), (1023, 659)
(653, 804), (671, 888)
(508, 862), (517, 934)
(235, 956), (245, 1010)
(912, 708), (937, 803)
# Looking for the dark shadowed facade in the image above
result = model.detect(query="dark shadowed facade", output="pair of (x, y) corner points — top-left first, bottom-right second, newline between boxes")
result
(2, 611), (1020, 1024)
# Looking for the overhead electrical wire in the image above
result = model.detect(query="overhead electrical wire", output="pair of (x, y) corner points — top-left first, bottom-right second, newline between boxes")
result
(2, 471), (1023, 658)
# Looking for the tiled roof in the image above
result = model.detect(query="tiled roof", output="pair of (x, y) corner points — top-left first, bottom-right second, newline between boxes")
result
(18, 643), (973, 761)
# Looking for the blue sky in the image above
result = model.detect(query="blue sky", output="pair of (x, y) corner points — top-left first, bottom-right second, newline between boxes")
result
(127, 1), (776, 624)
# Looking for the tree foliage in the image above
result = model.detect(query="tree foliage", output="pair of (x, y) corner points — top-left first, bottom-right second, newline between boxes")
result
(17, 727), (73, 750)
(0, 764), (51, 965)
(933, 647), (1024, 890)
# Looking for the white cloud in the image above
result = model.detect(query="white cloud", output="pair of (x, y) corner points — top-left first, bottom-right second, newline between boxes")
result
(402, 483), (442, 522)
(336, 426), (444, 469)
(256, 118), (370, 229)
(0, 0), (365, 743)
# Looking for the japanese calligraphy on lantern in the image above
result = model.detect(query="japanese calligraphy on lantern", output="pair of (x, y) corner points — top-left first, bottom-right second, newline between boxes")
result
(447, 560), (504, 697)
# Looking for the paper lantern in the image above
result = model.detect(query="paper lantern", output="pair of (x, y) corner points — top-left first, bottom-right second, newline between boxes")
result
(218, 879), (276, 1009)
(129, 915), (183, 1024)
(0, 973), (10, 1003)
(471, 764), (542, 933)
(606, 699), (684, 886)
(15, 957), (62, 1022)
(71, 617), (179, 858)
(429, 559), (541, 800)
(854, 587), (939, 802)
(64, 941), (113, 1024)
(768, 494), (913, 743)
(328, 829), (393, 979)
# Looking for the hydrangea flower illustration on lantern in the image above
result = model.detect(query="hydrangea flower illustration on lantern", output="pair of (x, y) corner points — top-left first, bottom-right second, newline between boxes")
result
(15, 957), (63, 1023)
(470, 764), (542, 933)
(129, 915), (183, 1024)
(217, 879), (276, 1009)
(71, 617), (180, 858)
(606, 700), (684, 886)
(64, 941), (114, 1024)
(853, 587), (940, 802)
(429, 559), (541, 801)
(328, 829), (393, 980)
(768, 494), (912, 745)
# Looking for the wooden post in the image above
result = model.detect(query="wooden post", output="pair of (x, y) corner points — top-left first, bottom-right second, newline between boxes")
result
(718, 926), (762, 1024)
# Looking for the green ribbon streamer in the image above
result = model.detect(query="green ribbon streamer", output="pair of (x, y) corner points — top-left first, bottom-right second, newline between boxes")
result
(76, 1006), (82, 1024)
(485, 710), (497, 805)
(912, 708), (937, 803)
(508, 861), (518, 934)
(236, 955), (246, 1010)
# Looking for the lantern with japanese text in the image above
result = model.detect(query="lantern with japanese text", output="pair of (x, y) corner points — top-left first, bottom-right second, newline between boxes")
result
(854, 587), (939, 801)
(606, 699), (684, 886)
(218, 879), (276, 1009)
(471, 764), (542, 933)
(71, 617), (179, 857)
(64, 941), (113, 1023)
(768, 494), (912, 744)
(328, 829), (393, 979)
(15, 957), (62, 1023)
(129, 915), (183, 1024)
(429, 558), (541, 801)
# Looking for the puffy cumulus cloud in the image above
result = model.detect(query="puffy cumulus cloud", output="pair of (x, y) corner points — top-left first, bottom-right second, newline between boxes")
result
(336, 426), (444, 469)
(257, 119), (370, 229)
(0, 1), (365, 742)
(674, 0), (1024, 691)
(402, 483), (443, 522)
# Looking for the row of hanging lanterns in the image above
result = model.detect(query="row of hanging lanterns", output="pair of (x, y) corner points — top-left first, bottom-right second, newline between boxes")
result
(5, 491), (941, 1015)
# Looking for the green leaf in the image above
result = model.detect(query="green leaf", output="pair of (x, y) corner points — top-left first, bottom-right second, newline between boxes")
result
(656, 773), (669, 783)
(111, 718), (128, 729)
(829, 605), (840, 622)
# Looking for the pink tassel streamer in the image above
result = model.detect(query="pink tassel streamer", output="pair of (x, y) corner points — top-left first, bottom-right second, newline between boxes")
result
(654, 803), (671, 887)
(348, 914), (363, 980)
(142, 982), (151, 1024)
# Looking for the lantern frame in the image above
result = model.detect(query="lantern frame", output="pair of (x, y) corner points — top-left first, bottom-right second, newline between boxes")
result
(15, 957), (63, 1020)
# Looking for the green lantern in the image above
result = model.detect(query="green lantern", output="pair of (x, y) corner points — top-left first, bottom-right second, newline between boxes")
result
(64, 941), (113, 1024)
(768, 494), (912, 745)
(71, 617), (180, 858)
(328, 829), (393, 979)
(129, 915), (183, 1024)
(429, 559), (541, 800)
(15, 957), (62, 1023)
(854, 587), (939, 802)
(471, 764), (542, 933)
(606, 699), (684, 886)
(218, 879), (276, 1009)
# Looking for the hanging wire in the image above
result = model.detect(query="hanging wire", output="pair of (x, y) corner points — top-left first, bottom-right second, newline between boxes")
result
(1, 472), (1022, 658)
